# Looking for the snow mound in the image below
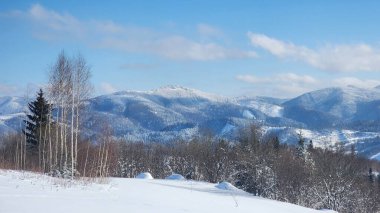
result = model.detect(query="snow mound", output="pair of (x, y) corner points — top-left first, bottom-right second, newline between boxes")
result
(165, 173), (185, 180)
(215, 181), (238, 191)
(136, 172), (153, 179)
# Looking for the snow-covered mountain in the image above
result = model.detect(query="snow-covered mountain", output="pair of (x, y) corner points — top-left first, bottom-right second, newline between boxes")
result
(283, 86), (380, 127)
(1, 85), (380, 159)
(0, 96), (27, 134)
(83, 86), (269, 141)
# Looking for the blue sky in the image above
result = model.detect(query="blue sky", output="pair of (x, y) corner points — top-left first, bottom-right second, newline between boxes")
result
(1, 1), (380, 98)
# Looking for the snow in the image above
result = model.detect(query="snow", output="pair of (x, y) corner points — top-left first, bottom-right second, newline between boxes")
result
(150, 85), (225, 102)
(0, 112), (25, 121)
(0, 170), (323, 213)
(165, 173), (185, 180)
(220, 123), (235, 135)
(370, 153), (380, 161)
(236, 96), (284, 117)
(283, 86), (380, 119)
(266, 127), (380, 148)
(242, 109), (255, 119)
(243, 101), (282, 117)
(135, 172), (153, 179)
(0, 96), (27, 115)
(215, 181), (240, 191)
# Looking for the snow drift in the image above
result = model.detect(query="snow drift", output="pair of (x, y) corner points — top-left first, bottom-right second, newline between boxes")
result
(135, 172), (153, 179)
(216, 181), (240, 191)
(165, 173), (185, 180)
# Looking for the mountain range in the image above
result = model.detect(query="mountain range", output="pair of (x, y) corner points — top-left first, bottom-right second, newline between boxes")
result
(1, 85), (380, 159)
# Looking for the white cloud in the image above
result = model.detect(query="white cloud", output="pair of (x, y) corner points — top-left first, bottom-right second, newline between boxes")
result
(93, 21), (127, 34)
(30, 5), (82, 32)
(98, 34), (257, 61)
(236, 73), (319, 97)
(236, 75), (268, 84)
(248, 32), (380, 72)
(248, 33), (314, 58)
(100, 82), (117, 94)
(98, 35), (256, 61)
(120, 63), (159, 70)
(278, 73), (318, 84)
(3, 4), (256, 61)
(332, 77), (380, 89)
(236, 73), (317, 84)
(197, 23), (222, 37)
(154, 36), (256, 60)
(0, 83), (43, 97)
(236, 73), (380, 97)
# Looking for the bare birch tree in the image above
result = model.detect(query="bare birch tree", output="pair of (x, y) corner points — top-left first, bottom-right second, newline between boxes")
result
(48, 51), (92, 178)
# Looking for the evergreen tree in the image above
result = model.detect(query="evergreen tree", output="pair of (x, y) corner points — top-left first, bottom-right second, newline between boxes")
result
(350, 144), (356, 158)
(23, 89), (51, 150)
(273, 136), (280, 151)
(307, 140), (313, 152)
(296, 132), (305, 158)
(369, 168), (374, 183)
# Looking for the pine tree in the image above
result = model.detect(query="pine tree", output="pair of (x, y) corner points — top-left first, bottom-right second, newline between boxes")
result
(307, 140), (313, 152)
(350, 144), (356, 158)
(296, 131), (305, 158)
(23, 89), (51, 150)
(369, 168), (374, 183)
(273, 136), (280, 151)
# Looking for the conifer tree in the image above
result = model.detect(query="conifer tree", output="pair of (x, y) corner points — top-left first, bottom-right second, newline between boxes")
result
(273, 136), (280, 151)
(23, 89), (51, 150)
(369, 168), (374, 183)
(296, 131), (305, 158)
(350, 144), (356, 158)
(307, 140), (313, 152)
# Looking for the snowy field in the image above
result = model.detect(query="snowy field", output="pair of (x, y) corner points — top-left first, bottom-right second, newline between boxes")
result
(0, 170), (327, 213)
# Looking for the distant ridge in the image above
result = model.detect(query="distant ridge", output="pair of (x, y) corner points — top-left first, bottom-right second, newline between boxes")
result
(1, 85), (380, 160)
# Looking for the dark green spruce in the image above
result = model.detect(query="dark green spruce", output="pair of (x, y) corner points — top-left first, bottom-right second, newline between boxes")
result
(23, 89), (51, 150)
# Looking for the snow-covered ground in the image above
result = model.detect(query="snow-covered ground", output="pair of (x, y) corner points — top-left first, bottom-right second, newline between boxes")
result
(0, 170), (325, 213)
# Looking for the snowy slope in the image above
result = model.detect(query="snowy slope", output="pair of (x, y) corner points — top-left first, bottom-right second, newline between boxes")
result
(264, 127), (380, 149)
(236, 96), (285, 117)
(0, 96), (27, 115)
(83, 85), (267, 141)
(283, 86), (380, 122)
(0, 96), (27, 134)
(0, 170), (323, 213)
